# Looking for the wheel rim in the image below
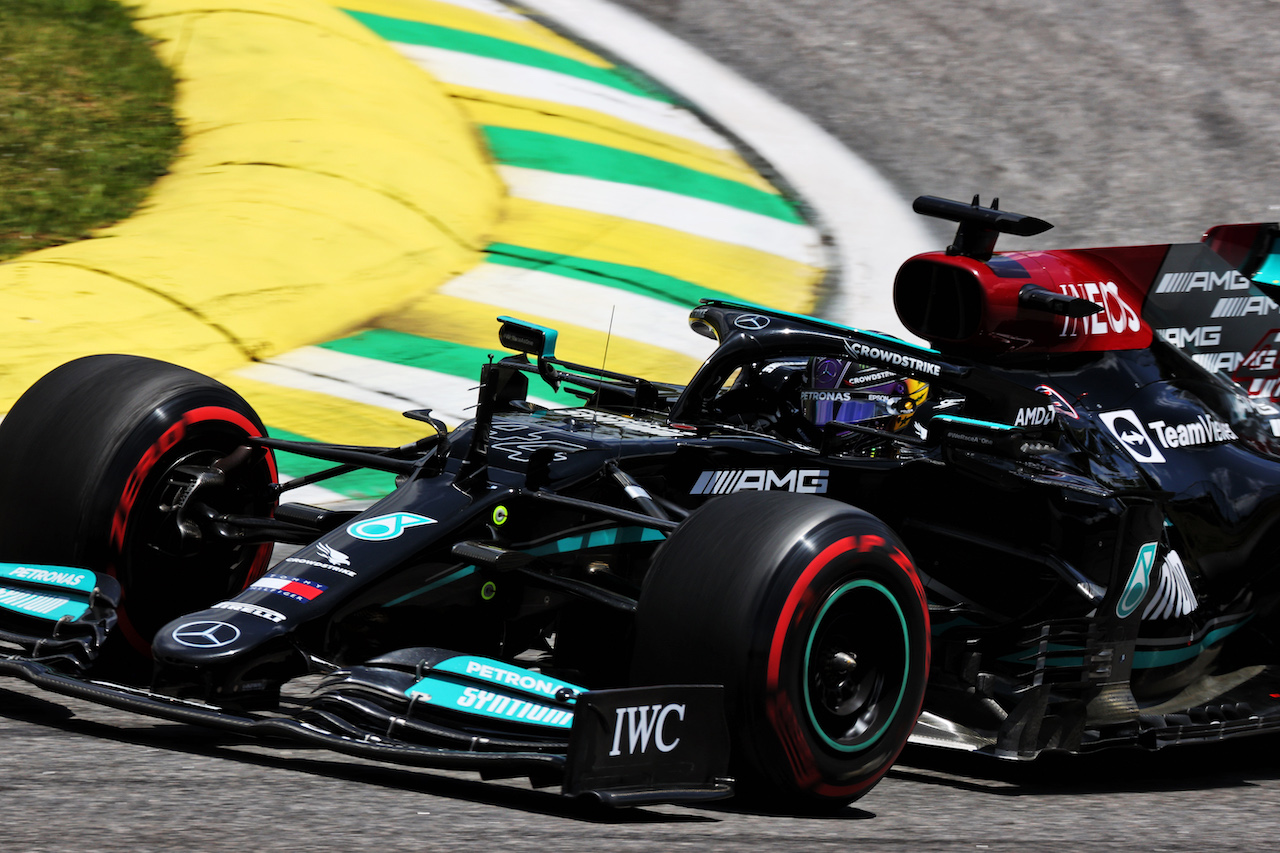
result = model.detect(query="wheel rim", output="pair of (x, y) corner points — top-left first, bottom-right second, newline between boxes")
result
(111, 412), (275, 646)
(802, 579), (911, 752)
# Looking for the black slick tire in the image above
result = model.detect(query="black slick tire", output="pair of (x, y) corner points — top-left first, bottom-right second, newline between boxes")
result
(632, 491), (930, 807)
(0, 355), (277, 663)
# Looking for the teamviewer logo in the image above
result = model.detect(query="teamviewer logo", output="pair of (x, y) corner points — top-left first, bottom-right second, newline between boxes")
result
(1100, 409), (1166, 464)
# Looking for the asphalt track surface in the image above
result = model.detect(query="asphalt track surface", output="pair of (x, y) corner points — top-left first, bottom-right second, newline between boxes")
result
(3, 674), (1279, 852)
(609, 0), (1280, 252)
(5, 2), (1280, 851)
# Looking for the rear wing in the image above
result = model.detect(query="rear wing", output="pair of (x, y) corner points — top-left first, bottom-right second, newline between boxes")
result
(1203, 222), (1280, 290)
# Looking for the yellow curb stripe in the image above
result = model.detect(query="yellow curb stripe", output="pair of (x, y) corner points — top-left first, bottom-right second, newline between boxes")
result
(489, 198), (824, 315)
(443, 81), (741, 159)
(375, 292), (706, 385)
(223, 375), (427, 447)
(0, 262), (245, 385)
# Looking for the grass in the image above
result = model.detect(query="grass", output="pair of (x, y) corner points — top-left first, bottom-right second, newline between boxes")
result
(0, 0), (180, 261)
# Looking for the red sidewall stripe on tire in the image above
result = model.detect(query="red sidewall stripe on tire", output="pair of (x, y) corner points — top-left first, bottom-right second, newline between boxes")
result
(766, 536), (856, 693)
(764, 533), (928, 799)
(109, 406), (275, 655)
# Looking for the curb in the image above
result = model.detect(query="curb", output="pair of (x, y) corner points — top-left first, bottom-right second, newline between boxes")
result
(0, 0), (501, 406)
(518, 0), (936, 337)
(1, 0), (833, 509)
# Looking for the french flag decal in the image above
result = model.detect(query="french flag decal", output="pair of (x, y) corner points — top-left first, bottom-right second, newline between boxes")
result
(251, 576), (327, 602)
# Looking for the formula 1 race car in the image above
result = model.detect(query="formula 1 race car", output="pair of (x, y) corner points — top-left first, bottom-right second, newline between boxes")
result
(2, 196), (1280, 809)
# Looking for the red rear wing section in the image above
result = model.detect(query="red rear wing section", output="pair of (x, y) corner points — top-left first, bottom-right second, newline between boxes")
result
(893, 229), (1280, 401)
(893, 247), (1158, 355)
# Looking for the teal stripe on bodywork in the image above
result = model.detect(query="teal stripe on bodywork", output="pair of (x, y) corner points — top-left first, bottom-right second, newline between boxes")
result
(433, 654), (585, 698)
(932, 415), (1016, 431)
(1131, 621), (1248, 669)
(0, 563), (95, 592)
(1253, 252), (1280, 285)
(0, 585), (89, 622)
(481, 126), (804, 224)
(1000, 620), (1249, 671)
(485, 243), (738, 309)
(341, 9), (667, 102)
(0, 563), (98, 626)
(384, 565), (477, 607)
(526, 526), (667, 556)
(999, 642), (1084, 669)
(383, 527), (666, 607)
(405, 676), (575, 729)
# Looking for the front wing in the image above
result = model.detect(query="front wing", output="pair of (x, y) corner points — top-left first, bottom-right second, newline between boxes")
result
(0, 655), (731, 806)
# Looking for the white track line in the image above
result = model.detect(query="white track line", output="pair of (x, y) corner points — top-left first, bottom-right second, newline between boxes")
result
(519, 0), (936, 338)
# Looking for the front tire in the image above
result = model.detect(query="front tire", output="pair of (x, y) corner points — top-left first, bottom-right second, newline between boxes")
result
(0, 355), (277, 661)
(632, 491), (930, 807)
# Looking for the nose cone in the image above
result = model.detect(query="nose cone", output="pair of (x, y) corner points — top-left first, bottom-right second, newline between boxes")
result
(153, 604), (284, 666)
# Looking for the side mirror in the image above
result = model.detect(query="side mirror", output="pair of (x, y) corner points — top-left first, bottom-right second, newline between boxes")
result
(498, 316), (558, 360)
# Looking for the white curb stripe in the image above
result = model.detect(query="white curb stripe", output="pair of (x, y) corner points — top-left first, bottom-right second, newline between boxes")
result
(518, 0), (936, 338)
(440, 262), (717, 361)
(389, 42), (735, 151)
(239, 348), (558, 425)
(430, 0), (528, 21)
(240, 358), (467, 419)
(498, 165), (823, 266)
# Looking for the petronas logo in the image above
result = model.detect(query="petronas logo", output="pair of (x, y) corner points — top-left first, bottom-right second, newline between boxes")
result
(1117, 542), (1159, 619)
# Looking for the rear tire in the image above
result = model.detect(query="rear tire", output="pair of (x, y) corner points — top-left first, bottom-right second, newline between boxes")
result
(0, 355), (277, 662)
(632, 491), (930, 807)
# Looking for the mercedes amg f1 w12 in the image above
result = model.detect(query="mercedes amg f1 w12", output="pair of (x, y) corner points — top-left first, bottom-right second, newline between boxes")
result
(2, 197), (1280, 809)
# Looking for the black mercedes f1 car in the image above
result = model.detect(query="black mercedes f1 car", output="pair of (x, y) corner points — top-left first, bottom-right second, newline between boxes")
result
(2, 196), (1280, 809)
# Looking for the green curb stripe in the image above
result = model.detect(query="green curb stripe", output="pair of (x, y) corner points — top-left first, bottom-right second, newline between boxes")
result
(319, 329), (497, 375)
(485, 243), (737, 308)
(316, 329), (582, 404)
(341, 9), (669, 103)
(482, 126), (803, 224)
(268, 427), (397, 500)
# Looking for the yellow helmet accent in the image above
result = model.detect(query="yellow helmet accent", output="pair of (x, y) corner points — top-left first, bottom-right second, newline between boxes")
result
(894, 379), (930, 432)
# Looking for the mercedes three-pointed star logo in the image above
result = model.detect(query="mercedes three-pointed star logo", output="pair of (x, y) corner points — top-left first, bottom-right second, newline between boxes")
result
(734, 314), (770, 330)
(172, 620), (241, 649)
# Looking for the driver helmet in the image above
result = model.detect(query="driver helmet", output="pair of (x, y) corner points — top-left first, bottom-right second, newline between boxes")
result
(801, 358), (929, 432)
